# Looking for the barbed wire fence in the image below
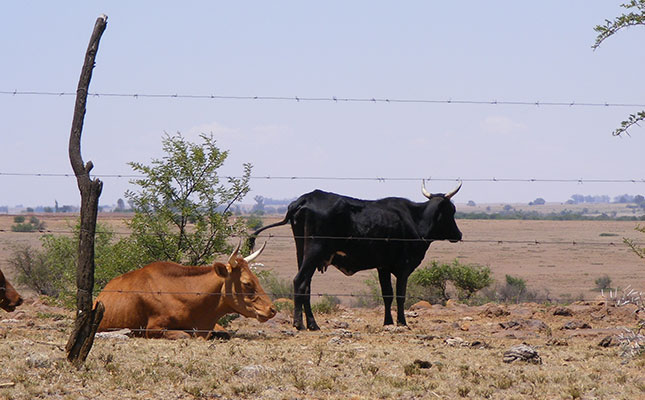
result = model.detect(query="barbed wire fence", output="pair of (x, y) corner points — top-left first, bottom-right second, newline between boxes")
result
(2, 88), (644, 333)
(2, 89), (645, 108)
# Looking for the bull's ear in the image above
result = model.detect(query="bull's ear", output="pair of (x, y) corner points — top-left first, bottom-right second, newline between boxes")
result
(213, 262), (229, 278)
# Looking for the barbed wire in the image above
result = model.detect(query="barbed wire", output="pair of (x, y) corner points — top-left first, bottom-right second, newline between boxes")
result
(1, 172), (644, 184)
(0, 228), (640, 247)
(2, 90), (645, 108)
(90, 288), (608, 304)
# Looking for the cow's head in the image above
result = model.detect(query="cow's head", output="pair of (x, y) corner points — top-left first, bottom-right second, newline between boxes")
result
(0, 268), (23, 312)
(215, 242), (277, 322)
(421, 180), (463, 243)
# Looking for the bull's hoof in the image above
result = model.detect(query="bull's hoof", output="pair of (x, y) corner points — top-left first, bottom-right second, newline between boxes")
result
(307, 324), (320, 331)
(293, 322), (306, 331)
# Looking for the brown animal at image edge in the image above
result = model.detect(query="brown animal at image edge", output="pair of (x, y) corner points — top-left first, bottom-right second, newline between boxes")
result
(95, 242), (276, 339)
(0, 268), (23, 312)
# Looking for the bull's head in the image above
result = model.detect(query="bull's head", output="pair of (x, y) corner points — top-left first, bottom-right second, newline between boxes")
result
(421, 180), (463, 243)
(215, 242), (277, 322)
(0, 269), (23, 312)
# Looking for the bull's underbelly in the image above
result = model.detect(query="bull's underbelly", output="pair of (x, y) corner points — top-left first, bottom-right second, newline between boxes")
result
(321, 251), (377, 276)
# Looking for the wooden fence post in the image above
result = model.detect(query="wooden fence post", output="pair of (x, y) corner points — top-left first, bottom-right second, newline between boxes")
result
(65, 14), (108, 365)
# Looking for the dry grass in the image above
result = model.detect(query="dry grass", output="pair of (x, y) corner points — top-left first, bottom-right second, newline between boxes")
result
(1, 299), (644, 399)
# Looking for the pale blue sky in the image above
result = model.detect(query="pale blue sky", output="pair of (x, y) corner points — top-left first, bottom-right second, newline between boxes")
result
(1, 1), (643, 207)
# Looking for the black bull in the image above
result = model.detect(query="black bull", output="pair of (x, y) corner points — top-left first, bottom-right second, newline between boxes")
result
(248, 182), (462, 330)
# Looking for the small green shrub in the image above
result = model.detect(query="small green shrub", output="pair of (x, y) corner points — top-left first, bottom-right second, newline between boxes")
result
(450, 263), (493, 299)
(312, 294), (340, 314)
(354, 260), (494, 307)
(408, 260), (493, 304)
(11, 216), (45, 232)
(409, 261), (452, 301)
(11, 222), (153, 308)
(497, 274), (544, 303)
(217, 313), (239, 327)
(595, 274), (612, 290)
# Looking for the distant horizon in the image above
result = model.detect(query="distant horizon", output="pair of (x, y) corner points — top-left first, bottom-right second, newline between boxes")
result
(3, 192), (644, 213)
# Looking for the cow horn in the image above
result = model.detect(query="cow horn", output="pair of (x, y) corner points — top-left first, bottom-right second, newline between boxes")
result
(227, 241), (241, 269)
(244, 240), (267, 263)
(422, 179), (433, 199)
(445, 181), (463, 200)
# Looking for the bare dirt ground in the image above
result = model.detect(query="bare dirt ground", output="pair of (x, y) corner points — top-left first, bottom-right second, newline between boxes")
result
(1, 213), (644, 399)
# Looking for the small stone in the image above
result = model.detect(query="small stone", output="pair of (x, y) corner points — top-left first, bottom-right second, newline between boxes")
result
(561, 320), (592, 330)
(410, 301), (432, 310)
(553, 307), (573, 316)
(503, 344), (542, 364)
(236, 365), (274, 378)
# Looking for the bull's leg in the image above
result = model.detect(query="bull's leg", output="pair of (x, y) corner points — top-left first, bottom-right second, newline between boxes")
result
(147, 317), (192, 339)
(293, 260), (320, 331)
(378, 269), (395, 326)
(395, 275), (409, 326)
(303, 281), (320, 331)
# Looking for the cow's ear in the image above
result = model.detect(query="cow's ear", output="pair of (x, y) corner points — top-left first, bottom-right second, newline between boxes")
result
(213, 262), (229, 278)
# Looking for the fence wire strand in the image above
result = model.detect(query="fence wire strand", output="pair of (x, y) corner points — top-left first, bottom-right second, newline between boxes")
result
(1, 172), (644, 184)
(2, 90), (645, 108)
(0, 228), (640, 247)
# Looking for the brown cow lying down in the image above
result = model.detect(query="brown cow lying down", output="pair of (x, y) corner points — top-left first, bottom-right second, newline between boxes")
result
(96, 242), (276, 339)
(0, 268), (23, 312)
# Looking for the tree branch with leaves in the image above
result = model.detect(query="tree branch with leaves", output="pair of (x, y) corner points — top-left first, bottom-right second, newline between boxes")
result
(593, 0), (645, 136)
(126, 133), (252, 265)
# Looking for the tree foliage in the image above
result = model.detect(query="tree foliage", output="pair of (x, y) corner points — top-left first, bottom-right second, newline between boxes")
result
(593, 1), (645, 136)
(125, 133), (252, 265)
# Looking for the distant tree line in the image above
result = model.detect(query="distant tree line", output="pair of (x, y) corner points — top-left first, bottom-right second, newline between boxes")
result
(567, 194), (644, 205)
(456, 210), (645, 222)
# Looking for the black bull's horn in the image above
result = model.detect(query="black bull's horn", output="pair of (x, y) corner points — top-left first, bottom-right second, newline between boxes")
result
(422, 180), (462, 200)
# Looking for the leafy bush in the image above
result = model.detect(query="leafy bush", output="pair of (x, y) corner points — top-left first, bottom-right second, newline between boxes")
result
(11, 216), (45, 232)
(498, 275), (529, 303)
(8, 245), (60, 296)
(595, 275), (612, 290)
(312, 294), (340, 314)
(10, 223), (153, 308)
(409, 261), (453, 302)
(408, 260), (493, 304)
(451, 263), (493, 299)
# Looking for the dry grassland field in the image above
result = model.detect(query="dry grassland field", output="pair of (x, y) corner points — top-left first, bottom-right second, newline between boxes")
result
(1, 211), (644, 399)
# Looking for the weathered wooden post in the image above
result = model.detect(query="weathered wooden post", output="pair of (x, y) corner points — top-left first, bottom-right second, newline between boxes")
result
(65, 14), (108, 365)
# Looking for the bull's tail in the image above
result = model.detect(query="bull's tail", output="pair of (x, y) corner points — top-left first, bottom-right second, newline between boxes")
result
(247, 196), (306, 250)
(247, 217), (289, 250)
